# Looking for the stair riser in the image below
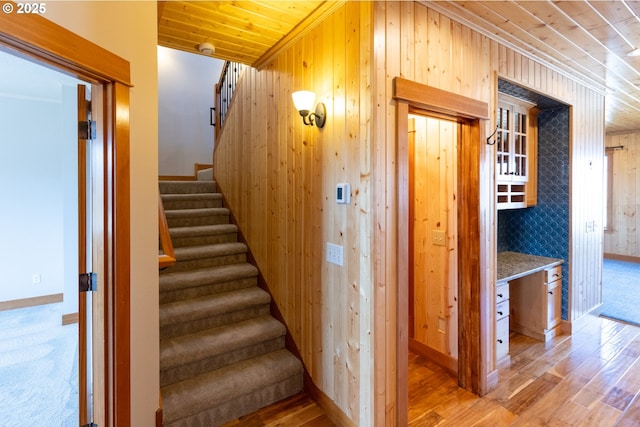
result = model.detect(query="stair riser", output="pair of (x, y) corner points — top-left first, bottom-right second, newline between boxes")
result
(160, 305), (270, 340)
(166, 253), (247, 273)
(160, 277), (257, 304)
(170, 232), (238, 248)
(167, 214), (229, 228)
(162, 199), (223, 210)
(160, 336), (285, 387)
(164, 373), (303, 427)
(159, 181), (217, 194)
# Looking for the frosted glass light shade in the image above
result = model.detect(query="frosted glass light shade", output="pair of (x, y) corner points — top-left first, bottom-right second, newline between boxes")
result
(291, 90), (316, 113)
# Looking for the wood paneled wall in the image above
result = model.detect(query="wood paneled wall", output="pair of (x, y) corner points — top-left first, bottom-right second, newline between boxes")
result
(214, 1), (605, 425)
(605, 132), (640, 258)
(411, 115), (459, 360)
(372, 1), (604, 424)
(214, 2), (373, 425)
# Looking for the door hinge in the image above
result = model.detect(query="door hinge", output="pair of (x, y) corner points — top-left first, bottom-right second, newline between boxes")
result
(79, 272), (97, 292)
(79, 120), (97, 140)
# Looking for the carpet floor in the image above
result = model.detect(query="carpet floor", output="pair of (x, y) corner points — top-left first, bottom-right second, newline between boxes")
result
(601, 258), (640, 327)
(0, 302), (78, 426)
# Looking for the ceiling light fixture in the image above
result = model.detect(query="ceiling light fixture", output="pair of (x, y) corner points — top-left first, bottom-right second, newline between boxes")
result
(198, 42), (215, 55)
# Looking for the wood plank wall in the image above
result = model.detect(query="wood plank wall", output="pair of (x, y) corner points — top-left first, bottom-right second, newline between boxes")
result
(411, 115), (459, 360)
(214, 1), (605, 425)
(605, 132), (640, 258)
(214, 2), (373, 425)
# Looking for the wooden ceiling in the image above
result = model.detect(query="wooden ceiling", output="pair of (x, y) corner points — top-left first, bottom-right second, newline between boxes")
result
(429, 0), (640, 135)
(157, 1), (339, 68)
(158, 1), (640, 134)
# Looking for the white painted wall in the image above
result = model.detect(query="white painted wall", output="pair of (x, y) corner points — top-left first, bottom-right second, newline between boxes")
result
(0, 53), (79, 316)
(158, 46), (224, 176)
(45, 2), (160, 425)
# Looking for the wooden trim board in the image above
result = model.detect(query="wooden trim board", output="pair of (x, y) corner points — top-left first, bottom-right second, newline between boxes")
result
(0, 293), (63, 311)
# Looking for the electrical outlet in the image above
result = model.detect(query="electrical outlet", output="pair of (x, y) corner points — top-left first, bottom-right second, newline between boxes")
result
(32, 274), (41, 284)
(432, 230), (446, 246)
(327, 242), (344, 266)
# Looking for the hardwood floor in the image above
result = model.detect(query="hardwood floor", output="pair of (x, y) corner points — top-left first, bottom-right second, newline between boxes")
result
(409, 315), (640, 426)
(220, 392), (337, 427)
(226, 315), (640, 426)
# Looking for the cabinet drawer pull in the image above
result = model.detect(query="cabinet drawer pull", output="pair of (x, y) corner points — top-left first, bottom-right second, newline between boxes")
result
(497, 339), (503, 344)
(553, 273), (559, 278)
(548, 291), (553, 295)
(497, 311), (503, 316)
(498, 293), (503, 298)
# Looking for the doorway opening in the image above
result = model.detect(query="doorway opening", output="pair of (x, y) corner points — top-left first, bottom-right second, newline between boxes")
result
(602, 141), (640, 326)
(0, 49), (89, 425)
(392, 77), (491, 426)
(408, 114), (459, 373)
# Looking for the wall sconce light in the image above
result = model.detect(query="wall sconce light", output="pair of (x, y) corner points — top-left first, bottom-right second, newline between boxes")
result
(291, 90), (326, 128)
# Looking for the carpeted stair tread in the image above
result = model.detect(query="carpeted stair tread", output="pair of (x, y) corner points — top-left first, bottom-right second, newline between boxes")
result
(162, 349), (303, 426)
(169, 224), (238, 239)
(159, 263), (258, 292)
(165, 207), (229, 218)
(160, 287), (270, 327)
(161, 193), (221, 202)
(161, 193), (223, 210)
(160, 315), (285, 370)
(165, 208), (230, 227)
(168, 224), (239, 248)
(173, 242), (247, 262)
(159, 180), (217, 194)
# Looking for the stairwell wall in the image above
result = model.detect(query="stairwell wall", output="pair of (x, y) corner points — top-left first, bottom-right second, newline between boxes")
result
(214, 2), (374, 425)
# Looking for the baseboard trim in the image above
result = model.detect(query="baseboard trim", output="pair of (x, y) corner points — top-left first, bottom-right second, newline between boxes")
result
(566, 304), (603, 334)
(604, 253), (640, 263)
(62, 312), (79, 325)
(409, 338), (458, 375)
(304, 374), (357, 427)
(0, 293), (63, 311)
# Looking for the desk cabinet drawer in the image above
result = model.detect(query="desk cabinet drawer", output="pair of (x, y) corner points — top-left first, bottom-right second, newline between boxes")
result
(497, 282), (509, 304)
(496, 317), (509, 361)
(496, 300), (509, 321)
(545, 265), (562, 283)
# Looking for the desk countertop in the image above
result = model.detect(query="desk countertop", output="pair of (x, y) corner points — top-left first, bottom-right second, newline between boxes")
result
(497, 251), (563, 282)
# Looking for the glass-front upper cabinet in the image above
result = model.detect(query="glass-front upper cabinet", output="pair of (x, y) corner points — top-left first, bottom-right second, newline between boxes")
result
(496, 94), (533, 183)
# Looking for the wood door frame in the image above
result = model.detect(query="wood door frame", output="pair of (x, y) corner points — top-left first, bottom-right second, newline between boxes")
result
(0, 9), (132, 427)
(392, 77), (491, 425)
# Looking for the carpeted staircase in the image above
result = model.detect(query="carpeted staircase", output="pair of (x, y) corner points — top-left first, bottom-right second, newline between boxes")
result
(159, 178), (303, 427)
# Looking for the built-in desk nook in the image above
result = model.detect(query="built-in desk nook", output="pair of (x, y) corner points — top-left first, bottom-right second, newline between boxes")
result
(496, 251), (564, 362)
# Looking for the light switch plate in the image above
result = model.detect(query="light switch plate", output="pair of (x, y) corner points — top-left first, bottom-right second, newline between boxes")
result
(327, 242), (344, 266)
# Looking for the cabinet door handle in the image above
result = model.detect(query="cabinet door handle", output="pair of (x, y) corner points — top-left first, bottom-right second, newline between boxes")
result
(548, 291), (553, 295)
